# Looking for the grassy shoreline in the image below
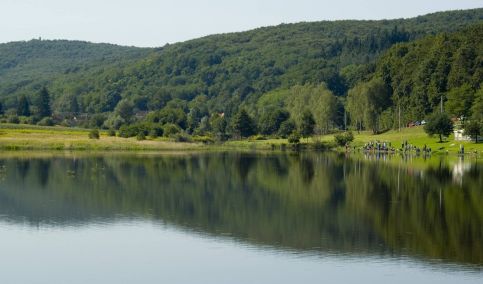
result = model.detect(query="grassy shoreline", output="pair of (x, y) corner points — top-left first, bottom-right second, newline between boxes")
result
(0, 123), (482, 155)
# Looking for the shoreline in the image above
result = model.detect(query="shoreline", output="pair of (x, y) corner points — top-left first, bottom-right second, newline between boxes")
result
(0, 123), (481, 155)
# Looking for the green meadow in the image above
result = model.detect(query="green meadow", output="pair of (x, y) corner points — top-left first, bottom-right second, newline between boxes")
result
(0, 123), (481, 154)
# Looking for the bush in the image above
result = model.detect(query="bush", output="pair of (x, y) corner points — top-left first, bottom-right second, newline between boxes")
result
(163, 123), (181, 137)
(334, 131), (354, 146)
(278, 119), (296, 138)
(173, 132), (192, 142)
(136, 131), (146, 141)
(88, 129), (100, 139)
(37, 117), (54, 126)
(250, 134), (267, 141)
(7, 116), (20, 124)
(118, 123), (149, 138)
(19, 116), (36, 125)
(288, 132), (300, 144)
(192, 135), (215, 144)
(149, 124), (164, 138)
(107, 129), (116, 137)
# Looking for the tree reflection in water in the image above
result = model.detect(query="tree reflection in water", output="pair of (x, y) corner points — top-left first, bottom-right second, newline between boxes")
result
(0, 152), (481, 266)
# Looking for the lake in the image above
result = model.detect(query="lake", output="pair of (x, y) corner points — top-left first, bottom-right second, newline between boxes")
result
(0, 151), (481, 283)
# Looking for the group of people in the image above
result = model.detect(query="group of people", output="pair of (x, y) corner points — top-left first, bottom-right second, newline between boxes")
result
(361, 141), (395, 153)
(355, 140), (432, 155)
(401, 140), (432, 155)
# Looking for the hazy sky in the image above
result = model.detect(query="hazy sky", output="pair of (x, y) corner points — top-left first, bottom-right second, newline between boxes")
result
(1, 0), (482, 47)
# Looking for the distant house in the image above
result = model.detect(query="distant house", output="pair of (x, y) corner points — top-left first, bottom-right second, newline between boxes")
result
(454, 129), (471, 141)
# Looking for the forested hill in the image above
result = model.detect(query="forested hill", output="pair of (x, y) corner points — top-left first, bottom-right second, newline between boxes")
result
(0, 8), (481, 137)
(0, 40), (150, 96)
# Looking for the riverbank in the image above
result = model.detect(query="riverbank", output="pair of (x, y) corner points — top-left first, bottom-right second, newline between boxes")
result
(0, 123), (482, 154)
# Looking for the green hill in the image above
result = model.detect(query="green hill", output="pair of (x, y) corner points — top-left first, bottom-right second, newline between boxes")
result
(0, 8), (481, 137)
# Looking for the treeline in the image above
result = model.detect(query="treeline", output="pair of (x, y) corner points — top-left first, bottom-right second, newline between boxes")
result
(0, 9), (482, 140)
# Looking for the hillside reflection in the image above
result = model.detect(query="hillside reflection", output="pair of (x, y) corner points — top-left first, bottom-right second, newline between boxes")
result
(0, 152), (481, 266)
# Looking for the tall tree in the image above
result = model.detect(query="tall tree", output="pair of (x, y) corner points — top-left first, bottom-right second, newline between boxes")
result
(464, 120), (482, 143)
(299, 110), (315, 140)
(36, 87), (52, 118)
(212, 115), (228, 141)
(424, 112), (454, 142)
(363, 77), (391, 134)
(446, 83), (475, 119)
(232, 109), (256, 138)
(17, 95), (31, 116)
(70, 96), (80, 114)
(115, 100), (134, 122)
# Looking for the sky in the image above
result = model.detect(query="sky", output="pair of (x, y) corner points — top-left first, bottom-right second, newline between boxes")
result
(1, 0), (482, 47)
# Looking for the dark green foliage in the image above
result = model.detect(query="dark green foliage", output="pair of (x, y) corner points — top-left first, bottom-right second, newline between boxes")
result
(334, 131), (355, 146)
(17, 96), (30, 116)
(0, 101), (4, 115)
(288, 132), (300, 144)
(163, 123), (181, 137)
(212, 115), (228, 141)
(118, 123), (150, 138)
(149, 125), (164, 138)
(88, 129), (100, 139)
(136, 131), (146, 141)
(446, 83), (476, 119)
(232, 109), (256, 138)
(374, 24), (482, 126)
(464, 120), (482, 143)
(70, 96), (80, 114)
(88, 114), (107, 129)
(0, 9), (480, 116)
(299, 110), (315, 139)
(37, 117), (54, 126)
(8, 116), (20, 124)
(36, 87), (51, 118)
(107, 129), (116, 136)
(173, 133), (192, 142)
(115, 100), (134, 121)
(259, 109), (290, 135)
(278, 119), (296, 138)
(424, 112), (454, 142)
(148, 107), (187, 129)
(0, 9), (481, 139)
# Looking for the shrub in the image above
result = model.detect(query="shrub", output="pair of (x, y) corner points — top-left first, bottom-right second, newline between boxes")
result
(37, 117), (54, 126)
(173, 132), (192, 142)
(334, 131), (354, 146)
(250, 134), (267, 141)
(107, 129), (116, 137)
(288, 132), (300, 144)
(118, 123), (149, 138)
(163, 123), (181, 137)
(278, 119), (296, 138)
(149, 125), (164, 138)
(7, 116), (20, 124)
(88, 129), (100, 139)
(192, 135), (215, 144)
(19, 116), (36, 125)
(136, 131), (146, 141)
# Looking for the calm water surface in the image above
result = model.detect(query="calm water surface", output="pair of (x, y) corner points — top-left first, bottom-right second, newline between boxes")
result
(0, 152), (481, 283)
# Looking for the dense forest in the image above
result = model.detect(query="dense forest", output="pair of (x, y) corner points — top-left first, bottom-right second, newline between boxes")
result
(0, 8), (481, 140)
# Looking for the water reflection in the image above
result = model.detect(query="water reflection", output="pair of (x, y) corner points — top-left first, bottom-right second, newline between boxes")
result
(0, 152), (481, 268)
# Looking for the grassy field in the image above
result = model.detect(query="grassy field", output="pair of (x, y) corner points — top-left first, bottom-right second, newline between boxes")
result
(0, 124), (204, 151)
(0, 123), (481, 154)
(224, 126), (483, 155)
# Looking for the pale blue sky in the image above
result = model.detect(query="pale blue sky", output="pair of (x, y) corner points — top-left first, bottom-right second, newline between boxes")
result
(1, 0), (482, 47)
